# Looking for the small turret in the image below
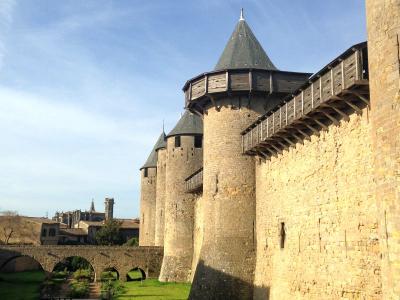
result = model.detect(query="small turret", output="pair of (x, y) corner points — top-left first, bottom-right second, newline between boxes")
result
(139, 132), (165, 246)
(159, 110), (203, 282)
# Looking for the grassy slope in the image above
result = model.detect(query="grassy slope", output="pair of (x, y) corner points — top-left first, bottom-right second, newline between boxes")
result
(117, 279), (191, 300)
(0, 270), (45, 300)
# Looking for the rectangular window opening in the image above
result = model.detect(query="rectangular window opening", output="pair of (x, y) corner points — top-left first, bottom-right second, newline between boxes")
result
(175, 136), (181, 148)
(144, 168), (148, 178)
(194, 135), (202, 148)
(280, 222), (286, 249)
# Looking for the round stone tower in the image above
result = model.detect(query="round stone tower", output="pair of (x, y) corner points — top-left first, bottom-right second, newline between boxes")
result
(104, 198), (114, 221)
(184, 11), (310, 299)
(139, 132), (165, 246)
(159, 110), (203, 282)
(154, 132), (167, 246)
(366, 0), (400, 297)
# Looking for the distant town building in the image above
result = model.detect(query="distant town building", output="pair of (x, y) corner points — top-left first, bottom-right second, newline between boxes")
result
(0, 198), (139, 245)
(52, 199), (110, 228)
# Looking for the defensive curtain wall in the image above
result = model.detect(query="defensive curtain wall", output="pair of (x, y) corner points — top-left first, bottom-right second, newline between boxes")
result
(0, 245), (163, 282)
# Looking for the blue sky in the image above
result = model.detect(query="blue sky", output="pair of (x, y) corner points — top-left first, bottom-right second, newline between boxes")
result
(0, 0), (366, 218)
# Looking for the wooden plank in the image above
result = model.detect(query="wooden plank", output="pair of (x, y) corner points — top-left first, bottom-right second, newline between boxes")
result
(230, 72), (250, 91)
(253, 71), (270, 92)
(208, 73), (226, 93)
(191, 77), (206, 99)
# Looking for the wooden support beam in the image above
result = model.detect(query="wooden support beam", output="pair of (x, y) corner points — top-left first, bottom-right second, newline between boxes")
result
(269, 143), (282, 154)
(324, 103), (349, 121)
(191, 107), (204, 119)
(343, 99), (362, 113)
(344, 90), (370, 106)
(304, 123), (319, 134)
(319, 110), (340, 125)
(282, 136), (295, 146)
(291, 133), (303, 143)
(297, 129), (310, 139)
(265, 146), (276, 156)
(314, 119), (328, 130)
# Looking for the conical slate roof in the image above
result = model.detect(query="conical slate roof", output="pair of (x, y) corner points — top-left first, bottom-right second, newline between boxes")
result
(214, 11), (277, 71)
(140, 132), (165, 170)
(155, 132), (166, 151)
(166, 110), (203, 138)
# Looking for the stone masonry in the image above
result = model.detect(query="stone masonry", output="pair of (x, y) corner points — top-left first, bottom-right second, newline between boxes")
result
(367, 0), (400, 298)
(155, 147), (167, 246)
(159, 134), (203, 282)
(253, 110), (381, 299)
(0, 245), (163, 282)
(139, 167), (157, 246)
(137, 2), (400, 299)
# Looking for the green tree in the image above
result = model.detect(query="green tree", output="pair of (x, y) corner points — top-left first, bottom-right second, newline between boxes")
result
(95, 220), (124, 245)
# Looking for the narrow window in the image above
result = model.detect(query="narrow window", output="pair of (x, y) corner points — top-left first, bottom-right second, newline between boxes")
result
(49, 228), (56, 237)
(175, 136), (181, 148)
(144, 168), (148, 178)
(194, 136), (202, 148)
(280, 222), (286, 249)
(41, 229), (47, 237)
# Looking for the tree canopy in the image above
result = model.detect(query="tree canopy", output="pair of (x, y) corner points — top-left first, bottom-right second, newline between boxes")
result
(95, 220), (124, 246)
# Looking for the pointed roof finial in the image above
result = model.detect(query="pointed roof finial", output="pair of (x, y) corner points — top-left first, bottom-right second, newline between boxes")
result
(162, 119), (165, 133)
(239, 8), (244, 21)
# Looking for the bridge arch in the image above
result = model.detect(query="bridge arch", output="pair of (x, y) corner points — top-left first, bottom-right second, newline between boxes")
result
(126, 266), (146, 281)
(52, 256), (96, 282)
(0, 255), (45, 273)
(100, 266), (120, 281)
(0, 245), (164, 281)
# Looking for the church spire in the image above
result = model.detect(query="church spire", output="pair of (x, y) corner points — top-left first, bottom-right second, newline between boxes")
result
(90, 199), (95, 212)
(239, 8), (244, 21)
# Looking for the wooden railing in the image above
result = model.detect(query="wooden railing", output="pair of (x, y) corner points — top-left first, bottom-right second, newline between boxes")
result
(184, 168), (203, 193)
(241, 42), (369, 157)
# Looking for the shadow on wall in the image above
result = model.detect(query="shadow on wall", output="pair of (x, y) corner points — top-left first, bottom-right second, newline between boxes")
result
(189, 260), (270, 300)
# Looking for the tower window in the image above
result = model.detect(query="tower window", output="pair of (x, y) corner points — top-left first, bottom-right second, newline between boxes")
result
(175, 136), (181, 148)
(280, 222), (286, 249)
(144, 168), (148, 178)
(194, 136), (202, 148)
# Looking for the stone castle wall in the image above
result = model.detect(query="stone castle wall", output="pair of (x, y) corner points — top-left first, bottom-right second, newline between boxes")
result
(253, 110), (381, 299)
(155, 148), (167, 246)
(139, 167), (157, 246)
(190, 95), (282, 300)
(159, 135), (203, 282)
(366, 0), (400, 297)
(190, 194), (203, 282)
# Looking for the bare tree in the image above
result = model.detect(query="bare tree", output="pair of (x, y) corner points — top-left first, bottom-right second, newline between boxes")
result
(0, 210), (19, 244)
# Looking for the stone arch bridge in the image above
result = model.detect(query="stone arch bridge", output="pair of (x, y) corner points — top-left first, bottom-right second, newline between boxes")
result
(0, 245), (163, 281)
